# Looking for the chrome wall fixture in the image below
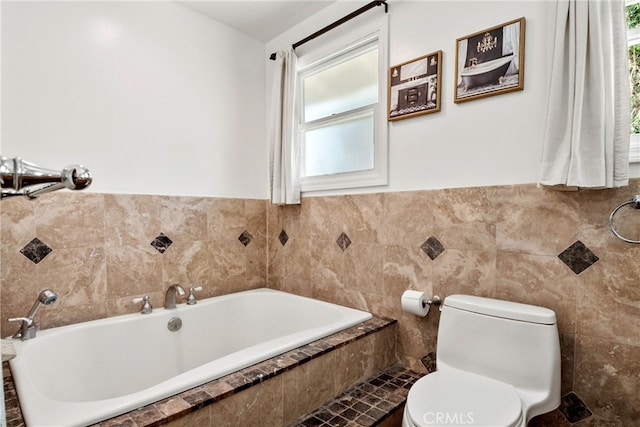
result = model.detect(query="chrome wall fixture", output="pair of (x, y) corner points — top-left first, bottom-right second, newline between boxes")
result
(8, 289), (58, 340)
(0, 156), (92, 200)
(609, 195), (640, 244)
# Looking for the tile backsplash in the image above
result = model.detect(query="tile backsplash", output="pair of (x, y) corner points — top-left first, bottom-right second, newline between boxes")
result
(267, 182), (640, 425)
(0, 193), (267, 336)
(3, 181), (640, 424)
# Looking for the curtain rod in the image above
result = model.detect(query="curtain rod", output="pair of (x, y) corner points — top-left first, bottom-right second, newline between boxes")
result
(269, 0), (388, 60)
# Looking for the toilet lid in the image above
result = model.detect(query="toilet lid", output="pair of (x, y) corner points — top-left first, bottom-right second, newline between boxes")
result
(406, 369), (523, 427)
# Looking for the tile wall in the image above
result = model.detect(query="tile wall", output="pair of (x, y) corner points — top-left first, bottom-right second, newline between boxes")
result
(2, 180), (640, 425)
(267, 181), (640, 426)
(0, 193), (267, 338)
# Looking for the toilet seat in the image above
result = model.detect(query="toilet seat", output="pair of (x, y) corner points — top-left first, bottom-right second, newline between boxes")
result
(406, 369), (523, 427)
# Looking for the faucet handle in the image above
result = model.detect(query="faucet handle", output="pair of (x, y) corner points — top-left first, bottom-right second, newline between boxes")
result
(8, 317), (34, 326)
(132, 295), (153, 314)
(187, 287), (202, 305)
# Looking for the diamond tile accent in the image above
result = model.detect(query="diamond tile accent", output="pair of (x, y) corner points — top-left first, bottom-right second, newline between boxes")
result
(278, 229), (289, 246)
(420, 351), (437, 373)
(238, 230), (253, 247)
(336, 232), (352, 251)
(559, 392), (592, 423)
(20, 237), (53, 264)
(558, 240), (599, 274)
(150, 232), (173, 254)
(420, 236), (445, 260)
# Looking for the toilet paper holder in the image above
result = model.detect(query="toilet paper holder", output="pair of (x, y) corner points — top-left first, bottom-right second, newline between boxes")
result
(401, 290), (442, 317)
(422, 295), (442, 309)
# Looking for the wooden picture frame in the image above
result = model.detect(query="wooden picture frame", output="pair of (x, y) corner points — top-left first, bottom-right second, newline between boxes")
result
(388, 50), (442, 121)
(454, 17), (525, 103)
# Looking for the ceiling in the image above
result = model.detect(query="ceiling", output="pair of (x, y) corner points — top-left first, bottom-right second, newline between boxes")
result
(178, 1), (337, 42)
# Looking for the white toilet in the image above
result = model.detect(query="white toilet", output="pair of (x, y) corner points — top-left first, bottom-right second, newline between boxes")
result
(402, 294), (561, 427)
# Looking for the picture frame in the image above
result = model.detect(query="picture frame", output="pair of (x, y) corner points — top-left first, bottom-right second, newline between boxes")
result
(454, 17), (525, 103)
(388, 50), (442, 121)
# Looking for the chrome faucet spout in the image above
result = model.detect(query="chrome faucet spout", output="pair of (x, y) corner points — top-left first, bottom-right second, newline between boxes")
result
(164, 284), (186, 309)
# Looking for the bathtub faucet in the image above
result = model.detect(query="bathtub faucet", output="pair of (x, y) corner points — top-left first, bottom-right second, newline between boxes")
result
(8, 289), (58, 340)
(164, 284), (186, 309)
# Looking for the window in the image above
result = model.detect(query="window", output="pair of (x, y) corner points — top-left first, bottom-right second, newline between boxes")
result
(627, 1), (640, 161)
(295, 19), (388, 192)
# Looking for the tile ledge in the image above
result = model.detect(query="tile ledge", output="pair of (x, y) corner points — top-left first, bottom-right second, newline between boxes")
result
(4, 315), (396, 427)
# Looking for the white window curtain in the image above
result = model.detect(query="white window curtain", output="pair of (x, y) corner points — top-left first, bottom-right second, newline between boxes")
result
(456, 39), (468, 87)
(503, 22), (520, 75)
(540, 0), (630, 189)
(269, 49), (301, 205)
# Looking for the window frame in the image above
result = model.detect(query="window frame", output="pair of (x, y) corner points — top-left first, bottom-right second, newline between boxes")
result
(295, 17), (389, 193)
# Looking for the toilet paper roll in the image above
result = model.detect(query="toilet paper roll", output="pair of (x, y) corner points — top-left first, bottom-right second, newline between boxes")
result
(401, 290), (429, 317)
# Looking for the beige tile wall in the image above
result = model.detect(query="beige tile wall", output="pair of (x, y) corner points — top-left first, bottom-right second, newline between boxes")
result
(2, 180), (640, 424)
(0, 193), (267, 338)
(268, 181), (640, 425)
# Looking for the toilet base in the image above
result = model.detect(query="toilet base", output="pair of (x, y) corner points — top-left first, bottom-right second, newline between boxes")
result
(401, 406), (526, 427)
(401, 408), (415, 427)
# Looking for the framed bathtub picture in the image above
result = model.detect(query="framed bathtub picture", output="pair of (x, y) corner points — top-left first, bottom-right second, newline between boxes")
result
(388, 50), (442, 121)
(454, 17), (525, 103)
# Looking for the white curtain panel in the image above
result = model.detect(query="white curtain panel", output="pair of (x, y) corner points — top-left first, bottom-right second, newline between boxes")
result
(540, 0), (630, 188)
(503, 22), (520, 75)
(269, 49), (301, 205)
(456, 38), (468, 87)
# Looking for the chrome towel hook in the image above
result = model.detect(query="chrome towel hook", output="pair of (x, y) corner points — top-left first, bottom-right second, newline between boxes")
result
(609, 195), (640, 244)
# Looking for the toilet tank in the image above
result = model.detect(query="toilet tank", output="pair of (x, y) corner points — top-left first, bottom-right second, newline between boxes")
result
(436, 295), (560, 403)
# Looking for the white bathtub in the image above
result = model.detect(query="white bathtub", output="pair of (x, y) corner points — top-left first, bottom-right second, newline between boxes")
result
(460, 54), (514, 89)
(7, 288), (372, 426)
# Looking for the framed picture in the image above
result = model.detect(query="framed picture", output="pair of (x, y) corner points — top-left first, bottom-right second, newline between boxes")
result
(454, 17), (525, 103)
(388, 50), (442, 121)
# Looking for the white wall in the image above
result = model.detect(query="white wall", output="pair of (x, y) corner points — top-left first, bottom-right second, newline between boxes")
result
(1, 1), (268, 198)
(387, 0), (550, 192)
(267, 0), (640, 194)
(3, 1), (637, 200)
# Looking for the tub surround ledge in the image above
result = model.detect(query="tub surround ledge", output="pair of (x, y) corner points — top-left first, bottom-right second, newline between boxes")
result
(1, 341), (16, 363)
(3, 315), (396, 427)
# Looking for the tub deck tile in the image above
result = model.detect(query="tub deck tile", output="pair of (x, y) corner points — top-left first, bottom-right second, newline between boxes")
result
(98, 416), (137, 427)
(153, 396), (192, 422)
(2, 363), (24, 427)
(199, 378), (235, 400)
(128, 405), (165, 426)
(263, 354), (301, 372)
(180, 387), (215, 409)
(286, 348), (314, 364)
(220, 371), (256, 391)
(3, 316), (397, 427)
